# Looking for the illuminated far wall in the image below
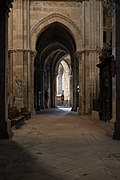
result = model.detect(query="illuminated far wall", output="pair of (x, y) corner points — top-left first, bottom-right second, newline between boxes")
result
(56, 56), (71, 107)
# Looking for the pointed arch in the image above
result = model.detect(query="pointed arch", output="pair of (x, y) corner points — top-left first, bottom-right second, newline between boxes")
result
(30, 13), (83, 51)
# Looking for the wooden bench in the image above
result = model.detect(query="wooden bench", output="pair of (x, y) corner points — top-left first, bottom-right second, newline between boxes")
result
(8, 107), (25, 129)
(20, 107), (31, 120)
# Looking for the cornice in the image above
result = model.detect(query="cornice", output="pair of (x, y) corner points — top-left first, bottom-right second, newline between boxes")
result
(76, 49), (100, 55)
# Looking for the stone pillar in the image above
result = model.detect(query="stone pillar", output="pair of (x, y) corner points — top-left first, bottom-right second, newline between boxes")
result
(50, 72), (53, 107)
(81, 0), (91, 114)
(71, 51), (78, 111)
(89, 0), (102, 113)
(76, 51), (84, 114)
(53, 73), (58, 108)
(11, 0), (24, 108)
(30, 50), (36, 114)
(23, 50), (28, 107)
(8, 50), (13, 106)
(47, 67), (51, 107)
(69, 68), (73, 108)
(50, 72), (57, 108)
(112, 3), (120, 139)
(57, 73), (62, 94)
(40, 69), (45, 109)
(0, 0), (13, 139)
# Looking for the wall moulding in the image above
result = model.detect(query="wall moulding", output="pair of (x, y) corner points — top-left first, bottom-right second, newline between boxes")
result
(8, 49), (32, 53)
(77, 49), (100, 54)
(8, 49), (37, 61)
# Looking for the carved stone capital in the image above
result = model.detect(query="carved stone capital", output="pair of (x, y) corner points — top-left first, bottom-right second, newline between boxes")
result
(103, 0), (120, 15)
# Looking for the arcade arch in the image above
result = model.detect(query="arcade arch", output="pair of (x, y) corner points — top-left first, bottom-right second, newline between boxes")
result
(33, 22), (78, 112)
(30, 13), (83, 51)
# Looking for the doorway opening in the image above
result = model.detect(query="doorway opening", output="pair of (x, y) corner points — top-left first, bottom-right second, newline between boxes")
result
(56, 55), (71, 107)
(34, 22), (77, 112)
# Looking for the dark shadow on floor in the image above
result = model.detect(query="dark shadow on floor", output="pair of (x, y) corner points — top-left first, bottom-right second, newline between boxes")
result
(0, 140), (63, 180)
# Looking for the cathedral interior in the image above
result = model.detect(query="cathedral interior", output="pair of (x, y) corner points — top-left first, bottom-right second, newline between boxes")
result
(1, 0), (120, 179)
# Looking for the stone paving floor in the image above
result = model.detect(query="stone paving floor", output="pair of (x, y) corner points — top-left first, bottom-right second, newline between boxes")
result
(0, 108), (120, 180)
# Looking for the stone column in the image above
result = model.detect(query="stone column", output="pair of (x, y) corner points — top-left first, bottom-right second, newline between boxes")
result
(76, 51), (84, 114)
(23, 50), (28, 107)
(40, 69), (45, 109)
(50, 72), (57, 108)
(0, 0), (13, 139)
(71, 55), (77, 111)
(47, 67), (51, 107)
(53, 73), (58, 108)
(69, 68), (73, 108)
(89, 0), (102, 113)
(112, 3), (120, 139)
(57, 73), (62, 94)
(8, 50), (12, 106)
(23, 0), (31, 110)
(30, 50), (36, 114)
(46, 67), (50, 108)
(81, 0), (91, 114)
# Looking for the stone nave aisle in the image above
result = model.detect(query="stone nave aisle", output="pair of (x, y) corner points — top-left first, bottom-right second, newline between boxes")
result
(0, 108), (120, 180)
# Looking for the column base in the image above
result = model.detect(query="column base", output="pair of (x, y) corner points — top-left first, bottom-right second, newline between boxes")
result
(113, 121), (120, 140)
(0, 121), (9, 139)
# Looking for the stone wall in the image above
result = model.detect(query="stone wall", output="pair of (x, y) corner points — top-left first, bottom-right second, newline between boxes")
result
(8, 0), (104, 114)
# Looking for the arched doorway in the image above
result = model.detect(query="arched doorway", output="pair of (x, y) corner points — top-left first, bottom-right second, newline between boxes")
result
(56, 55), (71, 107)
(34, 22), (77, 112)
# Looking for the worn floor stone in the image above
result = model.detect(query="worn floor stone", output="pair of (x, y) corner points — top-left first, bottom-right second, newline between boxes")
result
(0, 108), (120, 180)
